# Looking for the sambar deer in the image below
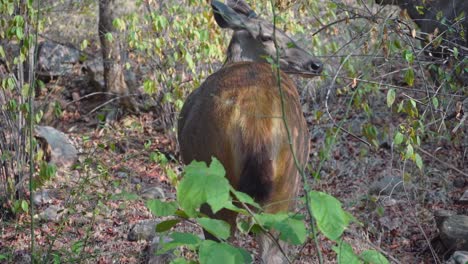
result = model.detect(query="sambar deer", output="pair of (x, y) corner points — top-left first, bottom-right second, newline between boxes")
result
(376, 0), (467, 57)
(375, 0), (468, 84)
(177, 1), (322, 262)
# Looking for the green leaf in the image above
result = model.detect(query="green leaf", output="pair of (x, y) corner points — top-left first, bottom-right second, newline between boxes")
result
(414, 153), (423, 170)
(415, 5), (425, 15)
(196, 218), (231, 240)
(199, 240), (252, 264)
(333, 242), (361, 264)
(174, 209), (189, 219)
(403, 50), (414, 64)
(15, 27), (24, 40)
(231, 190), (261, 209)
(112, 18), (126, 31)
(308, 191), (353, 241)
(185, 52), (195, 71)
(177, 158), (231, 217)
(237, 220), (251, 234)
(169, 258), (192, 264)
(405, 144), (414, 159)
(394, 132), (404, 145)
(146, 200), (178, 217)
(404, 68), (415, 87)
(161, 232), (202, 253)
(71, 241), (84, 254)
(105, 32), (113, 42)
(255, 213), (306, 245)
(80, 39), (89, 50)
(386, 89), (396, 107)
(6, 2), (14, 15)
(432, 97), (439, 109)
(143, 79), (157, 94)
(360, 249), (389, 264)
(453, 47), (459, 59)
(21, 84), (30, 97)
(156, 219), (181, 232)
(0, 46), (5, 58)
(21, 200), (29, 212)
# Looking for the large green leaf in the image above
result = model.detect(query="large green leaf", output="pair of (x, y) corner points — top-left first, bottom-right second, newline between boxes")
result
(231, 190), (261, 209)
(170, 258), (196, 264)
(198, 240), (252, 264)
(308, 191), (353, 241)
(161, 232), (202, 253)
(146, 199), (178, 217)
(360, 250), (389, 264)
(196, 218), (231, 240)
(156, 219), (181, 232)
(332, 242), (361, 264)
(177, 158), (231, 217)
(255, 213), (306, 245)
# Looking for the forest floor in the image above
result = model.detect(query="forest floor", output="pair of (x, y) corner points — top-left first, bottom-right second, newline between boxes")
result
(1, 1), (467, 264)
(1, 74), (466, 263)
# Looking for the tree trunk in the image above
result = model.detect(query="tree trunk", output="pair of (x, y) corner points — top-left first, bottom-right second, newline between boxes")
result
(98, 0), (138, 113)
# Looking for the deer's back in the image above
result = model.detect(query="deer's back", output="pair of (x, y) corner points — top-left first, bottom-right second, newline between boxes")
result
(178, 62), (309, 208)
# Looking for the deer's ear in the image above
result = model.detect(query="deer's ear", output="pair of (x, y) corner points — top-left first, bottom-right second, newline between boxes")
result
(212, 1), (245, 29)
(225, 0), (257, 18)
(211, 1), (260, 36)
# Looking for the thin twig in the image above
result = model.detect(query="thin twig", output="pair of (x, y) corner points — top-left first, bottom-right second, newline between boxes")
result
(417, 147), (468, 177)
(269, 1), (324, 263)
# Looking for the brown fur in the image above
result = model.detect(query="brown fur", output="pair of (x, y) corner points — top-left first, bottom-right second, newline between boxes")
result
(178, 61), (309, 227)
(177, 2), (320, 262)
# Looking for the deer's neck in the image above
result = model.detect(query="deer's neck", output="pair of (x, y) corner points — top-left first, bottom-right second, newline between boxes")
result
(224, 31), (267, 65)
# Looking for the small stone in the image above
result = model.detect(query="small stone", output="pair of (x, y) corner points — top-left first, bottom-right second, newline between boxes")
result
(369, 176), (405, 195)
(453, 177), (466, 188)
(116, 171), (129, 178)
(13, 250), (31, 264)
(447, 251), (468, 264)
(131, 177), (142, 184)
(438, 214), (468, 252)
(379, 216), (400, 231)
(458, 190), (468, 205)
(146, 235), (175, 264)
(381, 198), (398, 207)
(34, 126), (78, 168)
(32, 189), (53, 206)
(141, 187), (165, 200)
(128, 219), (160, 242)
(36, 205), (65, 222)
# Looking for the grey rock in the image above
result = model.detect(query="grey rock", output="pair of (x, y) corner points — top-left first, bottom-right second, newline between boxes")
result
(369, 176), (405, 195)
(446, 251), (468, 264)
(435, 212), (468, 252)
(141, 187), (166, 200)
(37, 41), (80, 77)
(81, 58), (105, 93)
(116, 171), (129, 178)
(131, 177), (142, 184)
(453, 177), (466, 189)
(146, 235), (175, 264)
(128, 219), (160, 242)
(458, 190), (468, 205)
(32, 189), (53, 206)
(424, 189), (450, 204)
(13, 250), (31, 264)
(35, 126), (78, 168)
(36, 205), (65, 222)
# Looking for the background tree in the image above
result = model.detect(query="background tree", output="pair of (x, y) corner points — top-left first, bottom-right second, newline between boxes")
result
(98, 0), (139, 115)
